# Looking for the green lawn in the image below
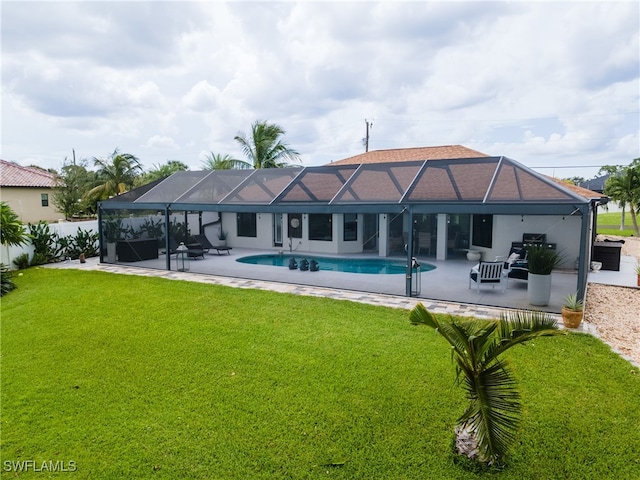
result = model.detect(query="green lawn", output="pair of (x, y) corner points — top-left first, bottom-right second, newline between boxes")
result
(2, 269), (639, 479)
(597, 211), (638, 236)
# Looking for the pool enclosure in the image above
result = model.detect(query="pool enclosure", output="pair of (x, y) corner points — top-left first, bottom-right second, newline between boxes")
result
(98, 156), (606, 298)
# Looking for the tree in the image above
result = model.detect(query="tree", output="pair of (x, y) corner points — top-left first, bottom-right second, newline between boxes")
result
(601, 159), (640, 234)
(409, 304), (563, 466)
(234, 120), (301, 169)
(136, 160), (189, 186)
(562, 176), (585, 186)
(1, 202), (30, 295)
(201, 153), (249, 171)
(0, 202), (28, 247)
(53, 157), (97, 219)
(85, 149), (143, 209)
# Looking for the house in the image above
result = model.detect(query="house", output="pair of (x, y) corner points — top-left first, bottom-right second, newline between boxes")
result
(0, 159), (62, 223)
(98, 146), (608, 299)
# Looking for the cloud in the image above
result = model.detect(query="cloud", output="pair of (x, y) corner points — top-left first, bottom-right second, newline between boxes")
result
(1, 1), (637, 179)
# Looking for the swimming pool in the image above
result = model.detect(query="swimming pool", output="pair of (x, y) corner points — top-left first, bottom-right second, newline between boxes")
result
(236, 254), (436, 275)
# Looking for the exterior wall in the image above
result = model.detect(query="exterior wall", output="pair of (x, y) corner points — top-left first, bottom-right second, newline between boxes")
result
(472, 214), (582, 269)
(223, 212), (369, 255)
(1, 186), (62, 223)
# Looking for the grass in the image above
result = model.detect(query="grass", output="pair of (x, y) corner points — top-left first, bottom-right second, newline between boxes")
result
(597, 211), (638, 236)
(2, 268), (640, 479)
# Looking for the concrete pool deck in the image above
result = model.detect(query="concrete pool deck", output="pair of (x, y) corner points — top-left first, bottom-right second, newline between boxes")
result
(45, 253), (569, 322)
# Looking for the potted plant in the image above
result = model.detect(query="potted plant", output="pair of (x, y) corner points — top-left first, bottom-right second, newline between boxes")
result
(103, 217), (123, 263)
(561, 292), (584, 328)
(635, 264), (640, 287)
(526, 244), (563, 306)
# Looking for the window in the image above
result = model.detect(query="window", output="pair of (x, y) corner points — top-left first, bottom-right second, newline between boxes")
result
(237, 213), (257, 237)
(472, 214), (493, 248)
(41, 193), (49, 207)
(343, 213), (357, 241)
(309, 214), (332, 241)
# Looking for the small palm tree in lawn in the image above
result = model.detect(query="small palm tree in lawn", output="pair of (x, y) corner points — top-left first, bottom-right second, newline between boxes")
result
(201, 152), (250, 170)
(409, 304), (563, 466)
(234, 120), (301, 169)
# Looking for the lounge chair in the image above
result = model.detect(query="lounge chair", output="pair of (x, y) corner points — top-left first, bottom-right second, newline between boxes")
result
(469, 261), (506, 293)
(192, 234), (232, 255)
(192, 234), (215, 253)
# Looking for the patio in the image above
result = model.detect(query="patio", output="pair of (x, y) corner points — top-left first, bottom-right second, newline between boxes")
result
(113, 247), (621, 313)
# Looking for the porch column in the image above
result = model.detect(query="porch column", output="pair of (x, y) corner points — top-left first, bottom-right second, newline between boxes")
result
(577, 204), (591, 299)
(165, 207), (171, 271)
(436, 214), (448, 261)
(378, 214), (389, 257)
(405, 206), (414, 297)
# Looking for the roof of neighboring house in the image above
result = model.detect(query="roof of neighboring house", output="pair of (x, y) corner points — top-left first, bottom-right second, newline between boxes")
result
(579, 174), (609, 193)
(327, 145), (490, 165)
(546, 176), (606, 200)
(0, 159), (57, 188)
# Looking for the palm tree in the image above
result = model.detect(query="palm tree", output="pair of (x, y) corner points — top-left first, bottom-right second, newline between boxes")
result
(136, 160), (189, 186)
(409, 304), (563, 465)
(201, 153), (250, 170)
(234, 120), (301, 168)
(1, 202), (29, 295)
(87, 149), (143, 200)
(603, 159), (640, 235)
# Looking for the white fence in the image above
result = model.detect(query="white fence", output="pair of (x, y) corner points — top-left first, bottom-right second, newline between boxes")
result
(1, 220), (99, 268)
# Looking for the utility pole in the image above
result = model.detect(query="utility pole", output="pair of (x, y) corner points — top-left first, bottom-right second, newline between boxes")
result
(364, 119), (373, 152)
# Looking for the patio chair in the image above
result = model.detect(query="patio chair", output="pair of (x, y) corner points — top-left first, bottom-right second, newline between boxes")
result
(192, 234), (215, 253)
(495, 245), (529, 282)
(469, 261), (506, 293)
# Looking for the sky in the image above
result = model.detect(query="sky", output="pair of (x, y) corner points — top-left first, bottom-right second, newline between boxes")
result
(1, 1), (638, 181)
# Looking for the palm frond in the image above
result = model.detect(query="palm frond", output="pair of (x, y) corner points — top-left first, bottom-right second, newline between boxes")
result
(489, 310), (563, 361)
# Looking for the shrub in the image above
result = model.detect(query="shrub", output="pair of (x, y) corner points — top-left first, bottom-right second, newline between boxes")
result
(28, 222), (63, 264)
(0, 263), (16, 296)
(12, 253), (30, 270)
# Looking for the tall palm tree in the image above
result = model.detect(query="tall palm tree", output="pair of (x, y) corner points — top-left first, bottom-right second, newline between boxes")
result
(234, 120), (301, 169)
(86, 149), (142, 204)
(409, 304), (563, 465)
(201, 153), (250, 170)
(603, 159), (640, 235)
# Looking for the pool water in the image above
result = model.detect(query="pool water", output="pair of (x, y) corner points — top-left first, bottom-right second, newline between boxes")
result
(236, 254), (435, 275)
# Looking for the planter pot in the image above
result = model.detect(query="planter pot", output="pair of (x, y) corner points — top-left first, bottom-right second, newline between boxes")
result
(637, 275), (640, 287)
(466, 250), (481, 262)
(528, 273), (552, 306)
(106, 242), (117, 263)
(561, 307), (583, 328)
